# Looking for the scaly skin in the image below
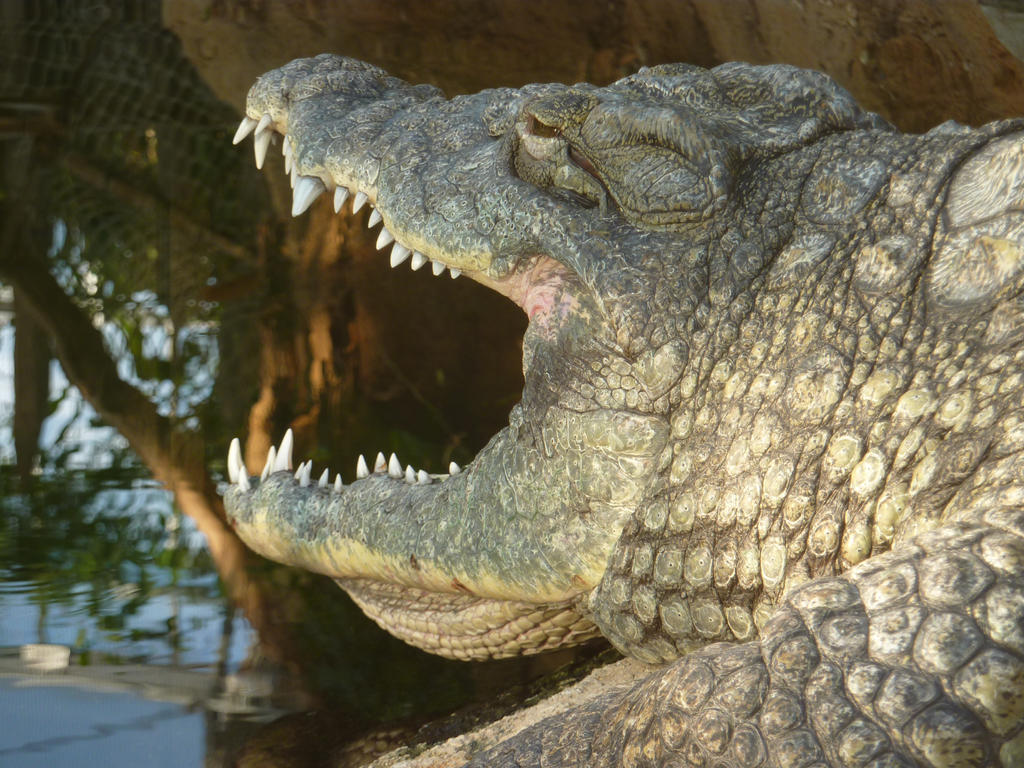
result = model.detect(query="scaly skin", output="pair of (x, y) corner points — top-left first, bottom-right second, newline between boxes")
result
(225, 55), (1024, 765)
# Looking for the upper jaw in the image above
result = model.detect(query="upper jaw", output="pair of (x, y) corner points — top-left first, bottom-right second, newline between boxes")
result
(236, 54), (603, 314)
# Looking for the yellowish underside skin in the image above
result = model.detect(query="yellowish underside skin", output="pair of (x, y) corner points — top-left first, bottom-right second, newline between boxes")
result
(339, 579), (601, 660)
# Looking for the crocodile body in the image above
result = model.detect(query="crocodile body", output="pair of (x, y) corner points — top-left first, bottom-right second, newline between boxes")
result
(224, 56), (1024, 766)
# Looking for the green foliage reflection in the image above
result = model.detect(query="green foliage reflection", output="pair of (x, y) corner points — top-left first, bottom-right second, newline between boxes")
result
(0, 439), (212, 653)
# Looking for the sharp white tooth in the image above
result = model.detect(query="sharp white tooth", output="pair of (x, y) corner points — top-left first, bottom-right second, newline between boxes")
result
(333, 474), (343, 493)
(405, 465), (415, 483)
(368, 209), (382, 227)
(299, 461), (312, 487)
(431, 260), (445, 276)
(388, 453), (402, 478)
(284, 153), (292, 175)
(318, 468), (329, 488)
(292, 176), (324, 216)
(417, 469), (431, 485)
(410, 251), (427, 271)
(352, 191), (368, 213)
(228, 438), (242, 483)
(374, 452), (387, 473)
(274, 429), (294, 472)
(290, 164), (297, 188)
(254, 129), (272, 169)
(231, 440), (250, 486)
(261, 446), (277, 481)
(356, 454), (369, 479)
(233, 116), (258, 145)
(333, 187), (349, 213)
(294, 463), (304, 481)
(255, 113), (273, 134)
(450, 268), (461, 279)
(390, 243), (411, 267)
(449, 461), (461, 475)
(376, 228), (394, 250)
(283, 141), (292, 159)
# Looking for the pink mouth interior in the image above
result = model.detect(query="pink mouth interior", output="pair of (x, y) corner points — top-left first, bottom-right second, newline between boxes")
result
(474, 255), (573, 322)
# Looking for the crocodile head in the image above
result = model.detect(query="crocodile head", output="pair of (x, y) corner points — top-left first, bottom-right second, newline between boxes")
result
(223, 55), (892, 659)
(224, 55), (1020, 662)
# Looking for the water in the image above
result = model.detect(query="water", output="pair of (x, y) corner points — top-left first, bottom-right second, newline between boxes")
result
(0, 678), (204, 768)
(0, 401), (276, 763)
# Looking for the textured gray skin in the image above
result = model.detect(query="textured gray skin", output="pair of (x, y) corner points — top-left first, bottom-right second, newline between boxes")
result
(225, 55), (1024, 765)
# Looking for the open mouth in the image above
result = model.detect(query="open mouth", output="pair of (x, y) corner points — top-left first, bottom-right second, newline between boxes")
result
(220, 83), (616, 620)
(227, 110), (574, 489)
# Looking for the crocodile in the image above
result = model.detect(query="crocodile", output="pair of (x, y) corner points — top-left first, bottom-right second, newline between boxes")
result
(223, 54), (1024, 766)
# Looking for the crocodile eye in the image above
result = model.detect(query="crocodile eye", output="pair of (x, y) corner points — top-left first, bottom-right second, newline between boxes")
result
(527, 114), (561, 139)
